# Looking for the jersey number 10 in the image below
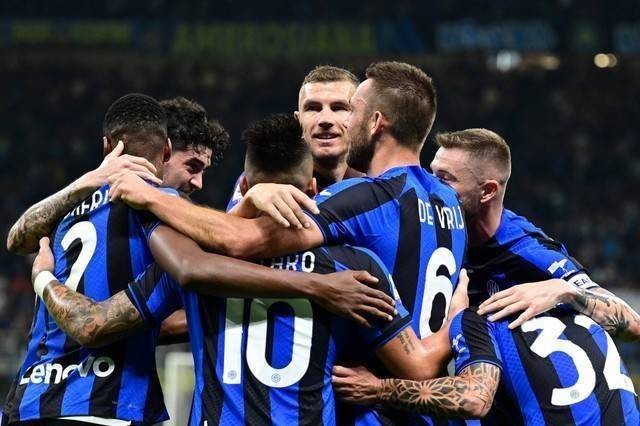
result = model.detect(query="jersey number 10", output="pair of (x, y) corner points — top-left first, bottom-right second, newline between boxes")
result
(222, 298), (313, 388)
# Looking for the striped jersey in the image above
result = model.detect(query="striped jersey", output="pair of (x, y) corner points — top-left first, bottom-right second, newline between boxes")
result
(306, 166), (467, 426)
(465, 209), (598, 306)
(125, 245), (411, 426)
(450, 307), (639, 425)
(2, 185), (176, 425)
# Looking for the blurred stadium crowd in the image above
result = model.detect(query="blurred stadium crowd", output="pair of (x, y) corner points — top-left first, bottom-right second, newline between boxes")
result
(1, 48), (640, 398)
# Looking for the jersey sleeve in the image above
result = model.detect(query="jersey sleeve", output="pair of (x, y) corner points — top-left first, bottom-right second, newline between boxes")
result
(513, 237), (599, 290)
(125, 263), (183, 328)
(332, 246), (412, 349)
(137, 186), (181, 240)
(306, 176), (405, 246)
(449, 307), (503, 374)
(225, 173), (245, 212)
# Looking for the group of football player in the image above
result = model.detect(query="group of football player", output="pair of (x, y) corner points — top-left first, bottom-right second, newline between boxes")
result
(2, 61), (640, 425)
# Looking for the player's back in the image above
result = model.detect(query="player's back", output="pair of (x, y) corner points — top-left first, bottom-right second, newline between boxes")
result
(3, 185), (171, 424)
(451, 307), (639, 425)
(311, 165), (467, 338)
(127, 245), (410, 426)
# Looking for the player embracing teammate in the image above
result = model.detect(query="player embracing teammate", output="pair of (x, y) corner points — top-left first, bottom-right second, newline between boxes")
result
(4, 61), (640, 426)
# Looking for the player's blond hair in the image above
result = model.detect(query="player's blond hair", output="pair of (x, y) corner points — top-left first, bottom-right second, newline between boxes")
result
(435, 128), (512, 185)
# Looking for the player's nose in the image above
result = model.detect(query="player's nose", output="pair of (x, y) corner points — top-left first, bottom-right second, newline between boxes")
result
(318, 119), (334, 129)
(190, 174), (203, 191)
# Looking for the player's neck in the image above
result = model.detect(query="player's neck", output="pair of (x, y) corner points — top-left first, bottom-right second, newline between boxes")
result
(368, 138), (420, 177)
(313, 158), (348, 184)
(467, 202), (503, 247)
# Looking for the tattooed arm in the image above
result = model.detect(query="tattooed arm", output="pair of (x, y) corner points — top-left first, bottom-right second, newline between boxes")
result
(568, 287), (640, 341)
(7, 141), (160, 255)
(333, 363), (501, 419)
(41, 281), (143, 348)
(7, 176), (101, 255)
(478, 278), (640, 339)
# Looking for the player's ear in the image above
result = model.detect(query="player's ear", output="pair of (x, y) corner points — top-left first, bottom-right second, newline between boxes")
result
(306, 177), (318, 197)
(480, 180), (500, 203)
(293, 110), (300, 122)
(239, 174), (250, 196)
(370, 110), (386, 137)
(103, 136), (112, 156)
(163, 138), (172, 163)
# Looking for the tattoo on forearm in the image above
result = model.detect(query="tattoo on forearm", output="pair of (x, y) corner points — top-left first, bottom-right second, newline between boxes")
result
(378, 363), (500, 418)
(571, 288), (640, 340)
(397, 329), (416, 355)
(8, 182), (94, 253)
(42, 283), (143, 347)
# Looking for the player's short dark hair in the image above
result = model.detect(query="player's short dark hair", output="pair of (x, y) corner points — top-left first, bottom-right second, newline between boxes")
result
(243, 114), (309, 181)
(436, 128), (512, 183)
(160, 97), (230, 164)
(302, 65), (359, 87)
(102, 93), (167, 157)
(365, 61), (437, 149)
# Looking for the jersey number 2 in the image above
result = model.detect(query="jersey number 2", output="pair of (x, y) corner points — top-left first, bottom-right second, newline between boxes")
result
(61, 221), (97, 291)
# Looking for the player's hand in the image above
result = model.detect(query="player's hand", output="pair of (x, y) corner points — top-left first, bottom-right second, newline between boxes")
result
(477, 279), (575, 329)
(311, 271), (396, 328)
(332, 365), (382, 405)
(108, 171), (158, 209)
(448, 269), (469, 319)
(243, 183), (320, 229)
(86, 140), (161, 186)
(31, 237), (55, 283)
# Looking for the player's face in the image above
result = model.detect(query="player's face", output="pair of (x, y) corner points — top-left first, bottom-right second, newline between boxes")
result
(296, 81), (355, 164)
(345, 79), (376, 173)
(162, 146), (212, 195)
(430, 147), (483, 217)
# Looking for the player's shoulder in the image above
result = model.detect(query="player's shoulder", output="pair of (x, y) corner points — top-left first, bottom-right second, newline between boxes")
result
(314, 167), (412, 202)
(495, 208), (552, 246)
(397, 165), (461, 204)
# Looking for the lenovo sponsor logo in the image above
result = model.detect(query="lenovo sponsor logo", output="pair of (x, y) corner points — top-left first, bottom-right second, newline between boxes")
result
(20, 356), (116, 385)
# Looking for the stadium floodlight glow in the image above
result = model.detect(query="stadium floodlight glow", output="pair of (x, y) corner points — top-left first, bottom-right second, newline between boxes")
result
(594, 53), (610, 68)
(495, 50), (521, 72)
(607, 53), (618, 67)
(540, 55), (560, 70)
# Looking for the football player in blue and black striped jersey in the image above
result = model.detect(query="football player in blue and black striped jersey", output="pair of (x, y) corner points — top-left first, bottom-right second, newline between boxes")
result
(226, 65), (364, 212)
(3, 93), (177, 425)
(333, 306), (639, 425)
(429, 128), (640, 340)
(28, 114), (469, 425)
(108, 60), (468, 376)
(108, 62), (468, 426)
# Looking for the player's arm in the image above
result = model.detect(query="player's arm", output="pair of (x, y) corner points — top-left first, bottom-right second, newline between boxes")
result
(567, 286), (640, 341)
(479, 279), (640, 340)
(335, 307), (501, 418)
(30, 238), (143, 347)
(31, 237), (182, 348)
(148, 224), (396, 327)
(40, 280), (144, 348)
(7, 141), (160, 255)
(157, 309), (189, 345)
(372, 270), (469, 380)
(332, 363), (500, 419)
(109, 172), (323, 258)
(228, 183), (320, 230)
